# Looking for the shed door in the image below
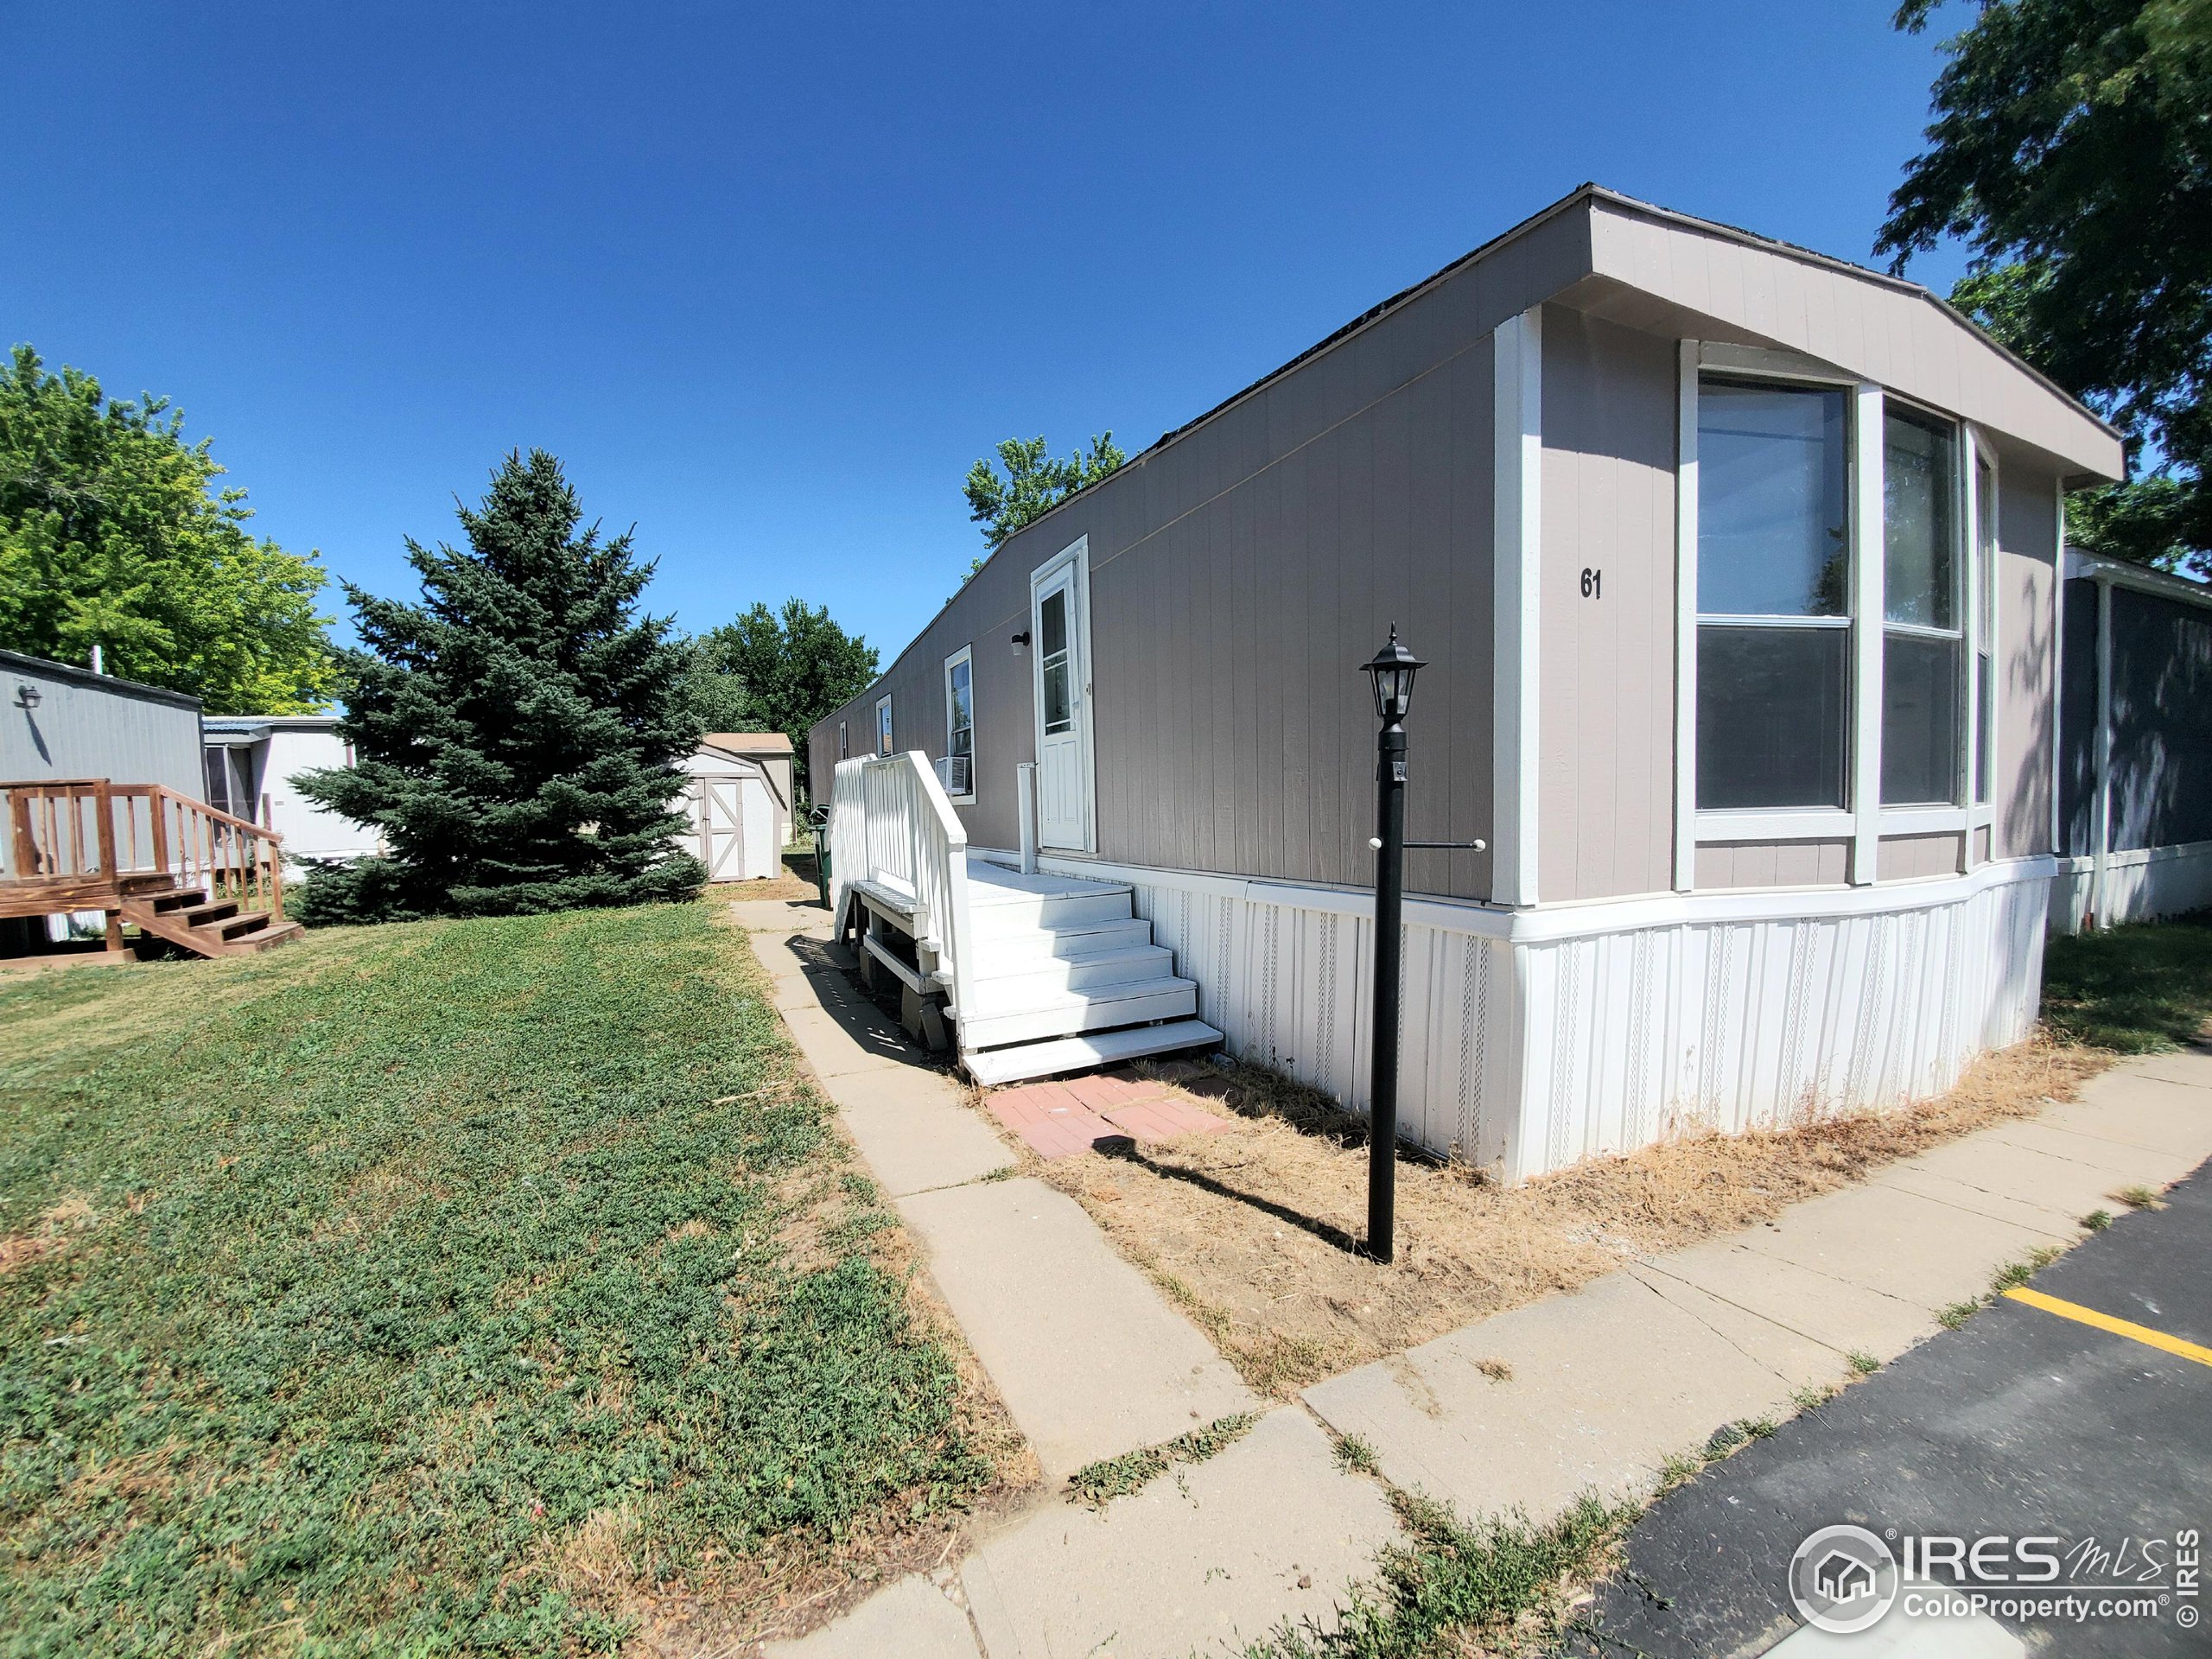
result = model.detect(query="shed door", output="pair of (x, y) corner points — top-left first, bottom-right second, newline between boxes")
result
(1031, 541), (1095, 852)
(696, 775), (761, 881)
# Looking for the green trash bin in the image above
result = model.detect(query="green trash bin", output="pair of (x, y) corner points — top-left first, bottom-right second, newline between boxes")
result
(807, 804), (830, 911)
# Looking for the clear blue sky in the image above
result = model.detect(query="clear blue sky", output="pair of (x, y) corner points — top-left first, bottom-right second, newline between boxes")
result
(2, 3), (1971, 663)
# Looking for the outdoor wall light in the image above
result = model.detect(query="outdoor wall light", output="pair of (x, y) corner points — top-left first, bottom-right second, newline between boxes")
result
(13, 683), (39, 711)
(1010, 631), (1032, 648)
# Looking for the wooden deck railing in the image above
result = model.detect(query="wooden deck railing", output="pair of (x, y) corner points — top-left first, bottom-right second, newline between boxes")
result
(2, 779), (286, 918)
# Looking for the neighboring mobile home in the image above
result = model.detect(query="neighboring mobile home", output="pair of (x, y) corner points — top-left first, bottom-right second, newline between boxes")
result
(201, 715), (383, 868)
(814, 183), (2130, 1181)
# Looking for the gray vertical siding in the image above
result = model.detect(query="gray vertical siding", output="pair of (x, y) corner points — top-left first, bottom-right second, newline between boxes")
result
(1536, 304), (1679, 901)
(2057, 575), (2100, 857)
(813, 203), (1593, 899)
(812, 188), (2122, 910)
(1694, 839), (1851, 888)
(0, 651), (201, 797)
(1994, 461), (2059, 857)
(1878, 831), (1966, 880)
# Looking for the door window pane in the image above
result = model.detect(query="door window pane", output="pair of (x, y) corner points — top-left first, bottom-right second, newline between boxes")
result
(1698, 379), (1850, 617)
(1039, 589), (1072, 734)
(1885, 410), (1958, 628)
(1881, 632), (1961, 804)
(946, 658), (973, 759)
(1697, 626), (1851, 810)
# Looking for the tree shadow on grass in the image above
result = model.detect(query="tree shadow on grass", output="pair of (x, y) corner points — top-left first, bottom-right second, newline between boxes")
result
(2043, 910), (2212, 1052)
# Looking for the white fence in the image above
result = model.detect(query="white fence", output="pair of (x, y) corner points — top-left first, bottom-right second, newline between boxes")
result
(826, 752), (975, 1027)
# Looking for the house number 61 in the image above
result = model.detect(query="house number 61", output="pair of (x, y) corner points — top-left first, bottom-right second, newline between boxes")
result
(1580, 567), (1602, 599)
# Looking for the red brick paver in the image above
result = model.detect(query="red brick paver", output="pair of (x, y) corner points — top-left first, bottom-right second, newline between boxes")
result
(987, 1074), (1229, 1160)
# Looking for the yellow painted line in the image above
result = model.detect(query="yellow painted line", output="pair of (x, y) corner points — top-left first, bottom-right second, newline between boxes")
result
(2002, 1287), (2212, 1368)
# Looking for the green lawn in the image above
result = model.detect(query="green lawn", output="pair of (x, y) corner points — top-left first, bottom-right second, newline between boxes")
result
(2042, 910), (2212, 1052)
(0, 904), (989, 1656)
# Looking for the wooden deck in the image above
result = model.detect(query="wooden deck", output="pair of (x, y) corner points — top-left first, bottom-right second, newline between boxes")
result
(2, 779), (299, 957)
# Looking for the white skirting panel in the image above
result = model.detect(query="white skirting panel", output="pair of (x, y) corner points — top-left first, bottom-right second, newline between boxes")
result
(2049, 841), (2212, 934)
(998, 850), (2053, 1184)
(1513, 871), (2048, 1178)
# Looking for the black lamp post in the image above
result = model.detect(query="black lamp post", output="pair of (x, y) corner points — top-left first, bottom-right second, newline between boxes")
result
(1360, 626), (1423, 1264)
(1358, 626), (1481, 1265)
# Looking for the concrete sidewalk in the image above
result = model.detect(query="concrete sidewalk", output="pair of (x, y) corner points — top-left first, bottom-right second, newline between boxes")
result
(734, 897), (2212, 1657)
(1301, 1058), (2212, 1532)
(732, 900), (1399, 1659)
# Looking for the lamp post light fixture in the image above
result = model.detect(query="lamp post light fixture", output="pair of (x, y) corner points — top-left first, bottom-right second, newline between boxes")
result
(1358, 626), (1483, 1265)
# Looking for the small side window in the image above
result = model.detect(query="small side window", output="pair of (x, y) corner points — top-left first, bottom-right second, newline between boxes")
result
(875, 696), (893, 756)
(944, 647), (975, 798)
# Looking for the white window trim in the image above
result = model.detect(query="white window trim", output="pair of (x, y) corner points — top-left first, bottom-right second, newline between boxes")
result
(1697, 808), (1856, 842)
(1673, 340), (1700, 891)
(942, 644), (976, 804)
(1850, 381), (1885, 883)
(1493, 306), (1542, 906)
(874, 694), (893, 757)
(838, 720), (849, 760)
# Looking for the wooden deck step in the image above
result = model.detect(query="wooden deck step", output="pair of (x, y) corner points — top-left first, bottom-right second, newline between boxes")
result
(963, 1020), (1225, 1087)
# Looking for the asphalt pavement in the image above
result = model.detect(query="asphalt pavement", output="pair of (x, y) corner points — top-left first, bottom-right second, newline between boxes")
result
(1572, 1165), (2212, 1658)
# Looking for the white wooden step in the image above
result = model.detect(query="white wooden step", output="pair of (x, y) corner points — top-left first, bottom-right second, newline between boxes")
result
(969, 942), (1173, 995)
(966, 890), (1134, 937)
(958, 976), (1198, 1048)
(963, 1020), (1225, 1087)
(971, 916), (1154, 962)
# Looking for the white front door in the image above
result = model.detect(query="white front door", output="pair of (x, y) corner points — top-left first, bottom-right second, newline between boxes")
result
(1031, 539), (1094, 851)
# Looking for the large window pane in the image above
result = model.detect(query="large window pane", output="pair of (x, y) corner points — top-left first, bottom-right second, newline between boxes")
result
(1885, 410), (1958, 628)
(1697, 626), (1851, 810)
(1698, 379), (1850, 617)
(1882, 632), (1961, 804)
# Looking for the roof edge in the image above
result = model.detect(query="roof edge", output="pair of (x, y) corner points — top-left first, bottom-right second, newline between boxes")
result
(0, 647), (205, 711)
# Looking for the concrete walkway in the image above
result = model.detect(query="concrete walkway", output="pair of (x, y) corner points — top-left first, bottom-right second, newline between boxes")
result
(731, 899), (1399, 1659)
(732, 896), (2212, 1657)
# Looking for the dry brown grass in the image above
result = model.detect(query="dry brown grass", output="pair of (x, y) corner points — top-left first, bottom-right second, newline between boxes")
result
(1032, 1037), (2112, 1397)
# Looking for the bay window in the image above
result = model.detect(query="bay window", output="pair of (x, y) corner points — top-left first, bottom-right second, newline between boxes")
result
(1694, 378), (1853, 810)
(1687, 359), (1984, 876)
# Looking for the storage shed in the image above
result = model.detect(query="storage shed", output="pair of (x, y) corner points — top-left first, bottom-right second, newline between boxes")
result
(679, 734), (793, 882)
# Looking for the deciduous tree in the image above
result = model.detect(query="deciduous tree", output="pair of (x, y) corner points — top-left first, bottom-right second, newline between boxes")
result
(693, 600), (877, 798)
(1878, 0), (2212, 570)
(0, 344), (334, 710)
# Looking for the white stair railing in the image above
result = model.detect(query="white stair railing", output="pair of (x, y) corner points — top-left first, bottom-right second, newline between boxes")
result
(826, 752), (974, 1036)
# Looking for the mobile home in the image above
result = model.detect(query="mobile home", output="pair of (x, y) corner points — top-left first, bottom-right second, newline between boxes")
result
(815, 184), (2130, 1181)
